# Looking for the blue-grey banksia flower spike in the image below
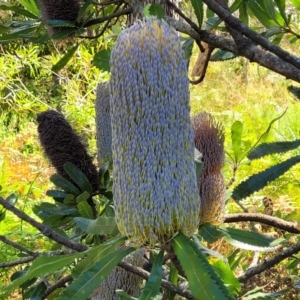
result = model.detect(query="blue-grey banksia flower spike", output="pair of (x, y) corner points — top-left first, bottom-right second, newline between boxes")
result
(110, 18), (200, 246)
(95, 82), (112, 167)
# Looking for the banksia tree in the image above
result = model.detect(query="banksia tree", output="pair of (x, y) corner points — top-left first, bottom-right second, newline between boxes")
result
(37, 110), (99, 193)
(192, 112), (226, 225)
(95, 82), (112, 167)
(38, 0), (80, 35)
(110, 18), (200, 246)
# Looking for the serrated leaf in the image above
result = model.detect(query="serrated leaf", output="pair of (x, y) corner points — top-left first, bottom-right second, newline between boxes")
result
(0, 4), (37, 18)
(191, 0), (203, 28)
(46, 190), (69, 199)
(231, 120), (243, 162)
(50, 173), (80, 195)
(198, 223), (225, 243)
(78, 0), (93, 20)
(274, 0), (288, 25)
(34, 202), (78, 217)
(248, 140), (300, 160)
(63, 162), (93, 194)
(77, 201), (94, 219)
(52, 44), (79, 73)
(5, 252), (86, 292)
(220, 227), (286, 252)
(51, 28), (77, 40)
(247, 1), (276, 28)
(18, 0), (39, 17)
(140, 250), (164, 300)
(72, 236), (127, 278)
(208, 258), (241, 296)
(47, 19), (76, 28)
(58, 247), (135, 300)
(172, 232), (235, 300)
(232, 155), (300, 201)
(93, 49), (111, 72)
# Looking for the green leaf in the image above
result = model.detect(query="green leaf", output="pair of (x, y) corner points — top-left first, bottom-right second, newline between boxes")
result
(47, 20), (76, 28)
(116, 290), (138, 300)
(74, 216), (119, 235)
(181, 36), (194, 61)
(78, 201), (94, 219)
(18, 0), (39, 17)
(143, 4), (165, 19)
(248, 140), (300, 160)
(58, 247), (135, 300)
(46, 190), (69, 199)
(290, 0), (300, 9)
(172, 232), (235, 300)
(0, 3), (38, 19)
(50, 173), (81, 195)
(34, 202), (78, 217)
(209, 258), (241, 296)
(228, 249), (245, 271)
(239, 3), (249, 25)
(220, 227), (286, 252)
(6, 193), (18, 205)
(231, 120), (243, 162)
(51, 28), (78, 40)
(78, 0), (93, 20)
(72, 236), (127, 278)
(93, 49), (111, 72)
(5, 252), (86, 292)
(63, 162), (93, 194)
(232, 155), (300, 201)
(166, 263), (178, 300)
(140, 250), (164, 300)
(52, 44), (79, 73)
(211, 50), (238, 61)
(198, 223), (225, 244)
(0, 24), (10, 34)
(274, 0), (288, 25)
(247, 1), (276, 28)
(191, 0), (203, 28)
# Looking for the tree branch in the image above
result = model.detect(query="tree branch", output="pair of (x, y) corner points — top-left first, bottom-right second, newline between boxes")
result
(41, 275), (73, 300)
(0, 256), (35, 268)
(166, 17), (300, 83)
(224, 213), (300, 234)
(202, 0), (300, 70)
(0, 197), (87, 252)
(83, 7), (132, 28)
(0, 235), (37, 256)
(238, 241), (300, 282)
(118, 261), (195, 300)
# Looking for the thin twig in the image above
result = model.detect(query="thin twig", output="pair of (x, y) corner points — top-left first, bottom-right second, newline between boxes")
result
(118, 261), (195, 300)
(238, 241), (300, 282)
(41, 275), (73, 300)
(0, 197), (87, 252)
(0, 256), (35, 268)
(224, 213), (300, 234)
(0, 235), (37, 256)
(83, 7), (132, 28)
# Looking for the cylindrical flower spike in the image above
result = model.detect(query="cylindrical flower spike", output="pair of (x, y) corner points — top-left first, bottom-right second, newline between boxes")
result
(192, 112), (226, 225)
(95, 82), (112, 167)
(110, 18), (200, 246)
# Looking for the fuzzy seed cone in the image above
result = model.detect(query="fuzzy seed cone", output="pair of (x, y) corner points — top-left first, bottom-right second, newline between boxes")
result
(192, 112), (225, 175)
(91, 248), (145, 299)
(110, 18), (200, 246)
(37, 110), (99, 192)
(192, 112), (226, 225)
(199, 172), (226, 225)
(95, 82), (112, 167)
(38, 0), (80, 35)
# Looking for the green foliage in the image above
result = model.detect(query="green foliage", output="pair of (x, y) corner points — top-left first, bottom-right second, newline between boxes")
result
(172, 232), (236, 300)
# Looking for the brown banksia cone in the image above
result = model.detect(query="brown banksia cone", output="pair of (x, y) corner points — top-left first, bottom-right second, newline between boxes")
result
(192, 112), (226, 225)
(37, 110), (99, 193)
(38, 0), (80, 36)
(95, 82), (112, 167)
